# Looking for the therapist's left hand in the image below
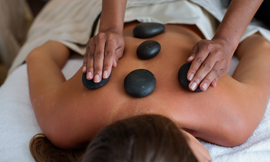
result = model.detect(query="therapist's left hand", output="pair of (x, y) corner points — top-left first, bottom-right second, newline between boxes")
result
(187, 38), (232, 91)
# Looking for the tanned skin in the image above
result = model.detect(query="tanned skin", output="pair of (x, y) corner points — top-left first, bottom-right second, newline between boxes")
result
(26, 0), (269, 151)
(26, 22), (270, 149)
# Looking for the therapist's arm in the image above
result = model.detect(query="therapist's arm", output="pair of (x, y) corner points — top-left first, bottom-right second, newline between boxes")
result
(187, 0), (263, 91)
(83, 0), (127, 83)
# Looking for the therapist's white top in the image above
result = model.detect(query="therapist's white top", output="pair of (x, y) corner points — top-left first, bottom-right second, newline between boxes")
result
(94, 1), (218, 40)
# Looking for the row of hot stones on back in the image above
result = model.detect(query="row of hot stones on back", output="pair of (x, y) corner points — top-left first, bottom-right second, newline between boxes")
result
(82, 22), (201, 98)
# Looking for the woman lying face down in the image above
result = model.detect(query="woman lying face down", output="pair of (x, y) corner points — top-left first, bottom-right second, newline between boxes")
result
(26, 1), (270, 161)
(28, 29), (270, 162)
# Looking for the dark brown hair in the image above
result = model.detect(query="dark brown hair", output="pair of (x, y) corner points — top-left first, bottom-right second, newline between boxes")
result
(30, 114), (198, 162)
(82, 114), (198, 162)
(29, 133), (85, 162)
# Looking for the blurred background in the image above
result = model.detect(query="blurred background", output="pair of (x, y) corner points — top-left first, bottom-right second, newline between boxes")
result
(0, 0), (49, 86)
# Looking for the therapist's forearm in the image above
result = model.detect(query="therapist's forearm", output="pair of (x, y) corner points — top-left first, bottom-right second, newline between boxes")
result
(213, 0), (263, 56)
(99, 0), (127, 34)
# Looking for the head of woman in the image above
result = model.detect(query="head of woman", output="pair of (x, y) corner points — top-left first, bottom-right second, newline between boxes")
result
(30, 114), (211, 162)
(81, 114), (211, 162)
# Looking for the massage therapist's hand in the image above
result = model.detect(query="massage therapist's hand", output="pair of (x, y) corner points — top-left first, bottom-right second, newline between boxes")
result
(187, 38), (232, 91)
(185, 0), (264, 92)
(82, 31), (125, 83)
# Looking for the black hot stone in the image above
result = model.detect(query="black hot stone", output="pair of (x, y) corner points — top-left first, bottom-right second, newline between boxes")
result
(137, 40), (161, 59)
(82, 73), (110, 89)
(133, 22), (165, 38)
(178, 63), (202, 92)
(124, 69), (156, 97)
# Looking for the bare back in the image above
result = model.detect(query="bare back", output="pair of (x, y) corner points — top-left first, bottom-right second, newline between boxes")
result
(27, 22), (270, 149)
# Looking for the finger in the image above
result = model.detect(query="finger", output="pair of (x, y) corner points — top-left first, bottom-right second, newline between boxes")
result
(93, 34), (105, 83)
(82, 45), (90, 73)
(86, 39), (95, 80)
(189, 50), (219, 91)
(113, 46), (124, 67)
(187, 43), (211, 81)
(112, 54), (118, 68)
(210, 78), (218, 88)
(203, 49), (227, 89)
(112, 58), (117, 68)
(187, 44), (199, 62)
(212, 64), (225, 88)
(199, 63), (220, 91)
(103, 40), (116, 79)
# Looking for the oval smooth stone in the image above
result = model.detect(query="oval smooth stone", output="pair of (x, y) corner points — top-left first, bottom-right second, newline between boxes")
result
(178, 63), (202, 92)
(137, 40), (161, 59)
(82, 73), (110, 89)
(124, 69), (156, 97)
(133, 22), (165, 38)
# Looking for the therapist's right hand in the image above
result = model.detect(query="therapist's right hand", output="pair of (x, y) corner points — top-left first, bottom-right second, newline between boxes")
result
(82, 31), (125, 83)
